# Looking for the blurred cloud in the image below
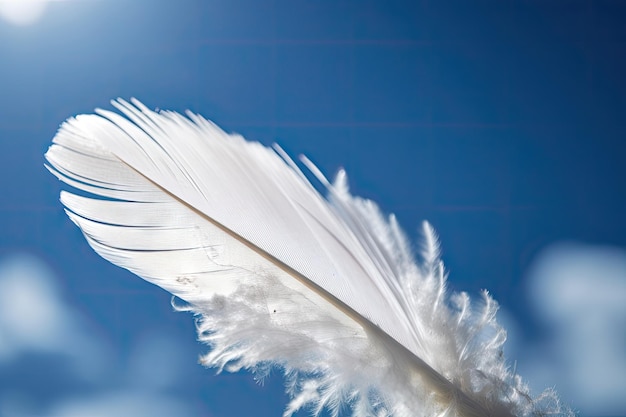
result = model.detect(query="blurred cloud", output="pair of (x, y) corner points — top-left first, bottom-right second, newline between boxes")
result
(44, 392), (194, 417)
(0, 254), (90, 362)
(0, 253), (198, 417)
(1, 392), (195, 417)
(521, 243), (626, 416)
(10, 243), (623, 417)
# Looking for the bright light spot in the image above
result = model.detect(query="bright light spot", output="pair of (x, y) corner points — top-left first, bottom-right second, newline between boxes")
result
(0, 0), (48, 26)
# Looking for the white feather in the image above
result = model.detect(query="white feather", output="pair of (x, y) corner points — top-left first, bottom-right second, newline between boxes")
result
(45, 99), (571, 417)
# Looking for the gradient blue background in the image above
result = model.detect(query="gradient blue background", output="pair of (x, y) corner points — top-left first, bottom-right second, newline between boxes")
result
(1, 1), (625, 416)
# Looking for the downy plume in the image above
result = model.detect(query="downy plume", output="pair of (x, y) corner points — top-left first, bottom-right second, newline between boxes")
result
(45, 99), (572, 417)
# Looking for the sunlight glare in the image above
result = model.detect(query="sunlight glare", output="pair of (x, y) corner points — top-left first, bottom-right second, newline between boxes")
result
(0, 0), (49, 26)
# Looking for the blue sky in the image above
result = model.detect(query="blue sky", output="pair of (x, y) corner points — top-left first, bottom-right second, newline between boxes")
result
(0, 1), (625, 416)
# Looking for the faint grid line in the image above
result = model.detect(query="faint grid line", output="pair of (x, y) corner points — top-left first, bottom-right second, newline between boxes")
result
(0, 206), (61, 211)
(6, 120), (624, 129)
(77, 289), (164, 295)
(395, 205), (541, 212)
(188, 38), (626, 46)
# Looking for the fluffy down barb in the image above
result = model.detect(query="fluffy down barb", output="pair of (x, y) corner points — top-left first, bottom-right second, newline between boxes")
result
(44, 98), (573, 417)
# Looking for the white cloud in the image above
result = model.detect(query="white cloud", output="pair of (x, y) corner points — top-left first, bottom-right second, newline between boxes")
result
(0, 391), (195, 417)
(0, 253), (199, 417)
(521, 243), (626, 416)
(44, 392), (195, 417)
(0, 254), (88, 362)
